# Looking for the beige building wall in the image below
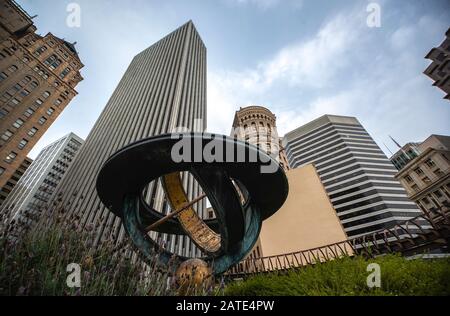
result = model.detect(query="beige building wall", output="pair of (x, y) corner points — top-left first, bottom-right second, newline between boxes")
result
(259, 164), (349, 257)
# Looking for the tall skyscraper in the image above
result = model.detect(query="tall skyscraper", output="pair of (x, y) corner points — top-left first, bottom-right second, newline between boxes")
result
(283, 115), (422, 238)
(53, 21), (207, 257)
(1, 133), (83, 222)
(0, 0), (83, 199)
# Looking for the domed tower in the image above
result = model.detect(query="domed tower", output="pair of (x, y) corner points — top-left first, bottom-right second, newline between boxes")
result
(231, 105), (289, 172)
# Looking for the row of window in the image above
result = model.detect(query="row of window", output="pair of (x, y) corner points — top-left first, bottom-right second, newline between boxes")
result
(0, 44), (19, 60)
(404, 157), (444, 189)
(422, 189), (446, 205)
(1, 89), (52, 111)
(1, 64), (71, 100)
(34, 41), (79, 68)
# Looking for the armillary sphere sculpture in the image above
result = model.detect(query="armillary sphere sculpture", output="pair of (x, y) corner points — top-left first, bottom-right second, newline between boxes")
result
(96, 133), (288, 277)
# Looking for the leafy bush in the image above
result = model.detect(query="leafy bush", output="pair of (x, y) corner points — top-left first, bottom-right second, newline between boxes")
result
(224, 255), (450, 296)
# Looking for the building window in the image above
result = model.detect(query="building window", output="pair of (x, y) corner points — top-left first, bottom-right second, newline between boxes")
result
(422, 197), (430, 205)
(1, 91), (13, 101)
(7, 65), (18, 73)
(34, 66), (46, 77)
(30, 81), (39, 90)
(20, 89), (30, 97)
(38, 117), (47, 125)
(10, 98), (20, 106)
(18, 139), (28, 150)
(404, 175), (413, 183)
(34, 46), (47, 56)
(434, 169), (444, 177)
(414, 167), (424, 176)
(28, 127), (38, 137)
(0, 72), (8, 81)
(12, 118), (24, 128)
(34, 98), (44, 107)
(425, 158), (436, 169)
(42, 91), (51, 99)
(434, 190), (443, 198)
(1, 48), (11, 56)
(59, 67), (71, 79)
(24, 108), (34, 117)
(44, 55), (62, 70)
(54, 99), (62, 106)
(0, 108), (8, 118)
(1, 130), (13, 141)
(22, 56), (30, 63)
(411, 184), (419, 192)
(46, 107), (55, 116)
(5, 152), (17, 163)
(13, 83), (22, 91)
(422, 176), (431, 184)
(0, 167), (4, 175)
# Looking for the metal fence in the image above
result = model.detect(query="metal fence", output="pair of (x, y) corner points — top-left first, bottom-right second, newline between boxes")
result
(227, 206), (450, 276)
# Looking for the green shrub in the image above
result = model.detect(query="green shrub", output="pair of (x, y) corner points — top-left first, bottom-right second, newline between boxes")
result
(224, 255), (450, 296)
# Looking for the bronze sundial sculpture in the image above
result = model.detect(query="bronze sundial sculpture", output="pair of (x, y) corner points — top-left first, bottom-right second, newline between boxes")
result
(96, 133), (288, 281)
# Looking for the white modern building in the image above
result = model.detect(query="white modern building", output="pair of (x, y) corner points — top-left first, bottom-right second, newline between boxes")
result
(283, 115), (423, 238)
(0, 132), (83, 222)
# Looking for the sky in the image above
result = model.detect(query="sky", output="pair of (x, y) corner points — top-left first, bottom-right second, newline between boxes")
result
(19, 0), (450, 159)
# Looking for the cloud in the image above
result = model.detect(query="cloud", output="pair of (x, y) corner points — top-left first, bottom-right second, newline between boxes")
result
(261, 13), (360, 88)
(207, 8), (363, 134)
(207, 5), (450, 154)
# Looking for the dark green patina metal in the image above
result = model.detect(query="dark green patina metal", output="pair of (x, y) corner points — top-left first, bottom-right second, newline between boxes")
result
(96, 133), (288, 275)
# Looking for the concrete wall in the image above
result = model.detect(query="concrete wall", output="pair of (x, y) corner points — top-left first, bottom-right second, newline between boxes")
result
(259, 164), (349, 257)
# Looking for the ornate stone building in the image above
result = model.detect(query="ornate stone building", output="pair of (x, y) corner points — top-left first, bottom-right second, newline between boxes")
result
(395, 135), (450, 213)
(231, 105), (290, 172)
(0, 0), (83, 203)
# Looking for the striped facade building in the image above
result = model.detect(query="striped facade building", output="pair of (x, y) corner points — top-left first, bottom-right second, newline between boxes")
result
(52, 21), (207, 257)
(1, 132), (83, 222)
(283, 115), (422, 238)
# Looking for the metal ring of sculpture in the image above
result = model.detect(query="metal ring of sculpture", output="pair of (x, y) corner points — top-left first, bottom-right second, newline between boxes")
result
(96, 133), (288, 275)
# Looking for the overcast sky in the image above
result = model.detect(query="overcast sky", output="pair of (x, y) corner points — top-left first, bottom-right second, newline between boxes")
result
(20, 0), (450, 159)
